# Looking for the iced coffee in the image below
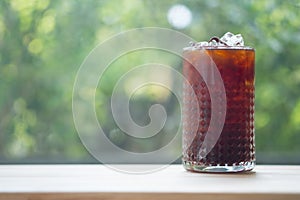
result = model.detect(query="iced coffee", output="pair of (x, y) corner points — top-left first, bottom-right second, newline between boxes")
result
(182, 32), (255, 173)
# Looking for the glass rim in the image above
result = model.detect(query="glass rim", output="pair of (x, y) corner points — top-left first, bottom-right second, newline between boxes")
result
(183, 46), (255, 51)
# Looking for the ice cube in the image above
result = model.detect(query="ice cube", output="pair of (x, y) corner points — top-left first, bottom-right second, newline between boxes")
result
(197, 41), (209, 46)
(220, 32), (244, 46)
(186, 32), (245, 50)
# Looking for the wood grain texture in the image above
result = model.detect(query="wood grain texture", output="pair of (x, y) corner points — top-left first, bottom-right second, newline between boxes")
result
(0, 165), (299, 200)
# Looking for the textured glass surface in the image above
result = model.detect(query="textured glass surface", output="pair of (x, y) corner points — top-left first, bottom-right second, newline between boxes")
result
(182, 49), (255, 172)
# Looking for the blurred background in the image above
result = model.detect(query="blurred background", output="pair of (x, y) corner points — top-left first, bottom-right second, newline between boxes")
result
(0, 0), (300, 164)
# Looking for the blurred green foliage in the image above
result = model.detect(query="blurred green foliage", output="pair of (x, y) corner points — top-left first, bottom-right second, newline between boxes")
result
(0, 0), (300, 163)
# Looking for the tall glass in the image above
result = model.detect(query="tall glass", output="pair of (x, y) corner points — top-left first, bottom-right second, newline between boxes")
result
(182, 47), (255, 173)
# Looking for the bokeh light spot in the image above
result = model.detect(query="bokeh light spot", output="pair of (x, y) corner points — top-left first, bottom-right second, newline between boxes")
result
(28, 38), (43, 54)
(167, 4), (192, 29)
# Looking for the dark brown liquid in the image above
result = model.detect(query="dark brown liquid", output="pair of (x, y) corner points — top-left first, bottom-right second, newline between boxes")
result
(182, 48), (255, 166)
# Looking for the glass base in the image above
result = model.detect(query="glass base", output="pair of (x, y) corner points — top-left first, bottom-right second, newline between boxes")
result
(183, 160), (255, 173)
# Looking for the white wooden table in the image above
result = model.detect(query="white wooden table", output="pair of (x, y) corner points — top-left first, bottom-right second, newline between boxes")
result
(0, 165), (299, 200)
